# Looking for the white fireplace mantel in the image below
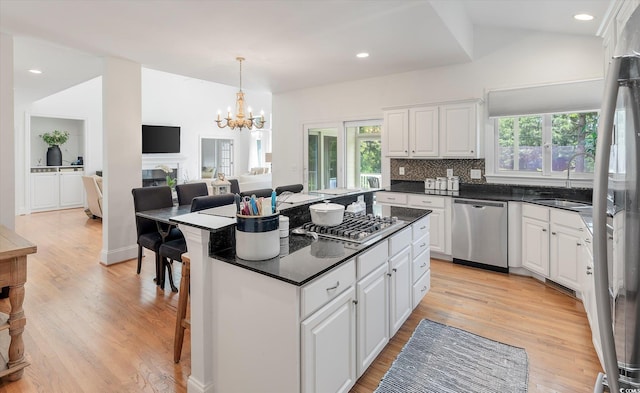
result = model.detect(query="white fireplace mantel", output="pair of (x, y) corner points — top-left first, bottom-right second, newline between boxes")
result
(141, 153), (187, 170)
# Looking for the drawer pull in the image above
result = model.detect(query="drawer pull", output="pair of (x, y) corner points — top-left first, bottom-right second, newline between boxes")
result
(421, 286), (428, 292)
(420, 263), (427, 268)
(392, 268), (397, 273)
(422, 201), (432, 204)
(542, 228), (547, 232)
(419, 226), (426, 230)
(326, 281), (340, 291)
(388, 197), (396, 201)
(352, 300), (358, 305)
(577, 243), (582, 246)
(387, 273), (392, 277)
(420, 243), (426, 248)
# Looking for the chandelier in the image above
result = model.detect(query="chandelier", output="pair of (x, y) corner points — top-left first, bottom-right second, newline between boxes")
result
(216, 57), (266, 131)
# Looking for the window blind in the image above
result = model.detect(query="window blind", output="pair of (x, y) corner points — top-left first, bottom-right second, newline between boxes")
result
(487, 79), (603, 117)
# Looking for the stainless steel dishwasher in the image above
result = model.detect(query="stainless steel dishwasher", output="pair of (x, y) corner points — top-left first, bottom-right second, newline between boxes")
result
(452, 198), (508, 272)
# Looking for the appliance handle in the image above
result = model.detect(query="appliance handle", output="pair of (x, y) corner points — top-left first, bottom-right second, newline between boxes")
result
(592, 54), (622, 393)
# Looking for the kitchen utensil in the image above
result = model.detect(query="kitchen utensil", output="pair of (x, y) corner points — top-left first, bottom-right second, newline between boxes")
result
(235, 213), (280, 260)
(309, 201), (345, 226)
(291, 227), (318, 240)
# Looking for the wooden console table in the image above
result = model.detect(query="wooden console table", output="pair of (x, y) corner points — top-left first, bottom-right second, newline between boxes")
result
(0, 225), (36, 381)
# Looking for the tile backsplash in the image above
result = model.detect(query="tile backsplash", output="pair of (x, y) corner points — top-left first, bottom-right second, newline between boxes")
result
(390, 159), (486, 184)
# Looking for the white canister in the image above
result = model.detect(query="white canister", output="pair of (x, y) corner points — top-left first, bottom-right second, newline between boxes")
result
(448, 176), (460, 191)
(425, 178), (436, 190)
(279, 215), (290, 238)
(235, 213), (280, 261)
(436, 177), (448, 190)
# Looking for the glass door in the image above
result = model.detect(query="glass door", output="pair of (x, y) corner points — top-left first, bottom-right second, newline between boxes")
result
(304, 125), (340, 191)
(345, 120), (382, 189)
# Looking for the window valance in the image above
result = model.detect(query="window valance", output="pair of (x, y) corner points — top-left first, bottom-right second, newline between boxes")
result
(487, 79), (603, 117)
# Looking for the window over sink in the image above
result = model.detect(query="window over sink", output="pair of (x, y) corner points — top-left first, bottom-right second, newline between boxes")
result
(495, 111), (598, 178)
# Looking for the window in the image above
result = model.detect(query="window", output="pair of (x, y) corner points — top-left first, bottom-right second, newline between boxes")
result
(496, 111), (598, 177)
(200, 138), (233, 179)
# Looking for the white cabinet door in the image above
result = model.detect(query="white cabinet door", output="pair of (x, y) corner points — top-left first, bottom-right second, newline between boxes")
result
(301, 286), (356, 393)
(389, 247), (412, 336)
(439, 102), (477, 158)
(59, 172), (85, 207)
(356, 263), (389, 377)
(549, 225), (582, 291)
(580, 239), (604, 368)
(521, 216), (549, 276)
(409, 106), (438, 157)
(31, 172), (59, 211)
(427, 208), (446, 254)
(384, 109), (409, 157)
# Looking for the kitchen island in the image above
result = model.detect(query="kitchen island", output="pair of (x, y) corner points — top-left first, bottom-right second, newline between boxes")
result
(170, 189), (430, 393)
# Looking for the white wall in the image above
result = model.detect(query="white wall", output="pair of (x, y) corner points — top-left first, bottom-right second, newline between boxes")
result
(1, 33), (15, 229)
(29, 116), (85, 167)
(271, 28), (604, 187)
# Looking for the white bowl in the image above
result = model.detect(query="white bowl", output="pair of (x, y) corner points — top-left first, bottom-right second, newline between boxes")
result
(309, 202), (345, 227)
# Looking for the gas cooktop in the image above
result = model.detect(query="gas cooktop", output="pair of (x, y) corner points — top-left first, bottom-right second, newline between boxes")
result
(298, 212), (404, 244)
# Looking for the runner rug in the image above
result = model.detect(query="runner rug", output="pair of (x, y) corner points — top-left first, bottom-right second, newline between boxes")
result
(374, 319), (528, 393)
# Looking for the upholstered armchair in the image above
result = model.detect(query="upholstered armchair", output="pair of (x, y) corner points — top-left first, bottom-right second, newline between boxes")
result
(82, 175), (103, 218)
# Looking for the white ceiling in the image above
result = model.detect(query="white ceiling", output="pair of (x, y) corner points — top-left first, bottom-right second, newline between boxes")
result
(0, 0), (612, 105)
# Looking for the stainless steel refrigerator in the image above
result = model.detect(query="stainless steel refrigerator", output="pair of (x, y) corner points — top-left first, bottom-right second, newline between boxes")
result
(593, 6), (640, 392)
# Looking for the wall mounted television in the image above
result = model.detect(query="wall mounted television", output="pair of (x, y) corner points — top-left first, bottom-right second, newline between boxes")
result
(142, 125), (181, 154)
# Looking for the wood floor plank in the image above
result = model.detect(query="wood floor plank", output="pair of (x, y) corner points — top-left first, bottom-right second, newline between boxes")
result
(0, 208), (601, 392)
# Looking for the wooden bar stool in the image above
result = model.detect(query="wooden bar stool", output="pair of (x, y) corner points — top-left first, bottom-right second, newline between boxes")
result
(174, 253), (190, 363)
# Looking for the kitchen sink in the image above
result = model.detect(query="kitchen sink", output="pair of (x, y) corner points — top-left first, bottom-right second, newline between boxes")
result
(532, 198), (592, 210)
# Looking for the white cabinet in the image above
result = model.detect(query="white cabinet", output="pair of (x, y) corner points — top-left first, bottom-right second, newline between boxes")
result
(375, 192), (408, 206)
(383, 109), (409, 157)
(30, 167), (85, 212)
(30, 171), (59, 211)
(411, 215), (431, 308)
(302, 286), (357, 393)
(355, 241), (389, 377)
(388, 229), (412, 336)
(356, 263), (389, 376)
(439, 102), (478, 158)
(410, 106), (439, 157)
(579, 231), (604, 368)
(522, 204), (550, 276)
(549, 209), (585, 291)
(383, 100), (480, 159)
(521, 203), (586, 293)
(407, 194), (451, 256)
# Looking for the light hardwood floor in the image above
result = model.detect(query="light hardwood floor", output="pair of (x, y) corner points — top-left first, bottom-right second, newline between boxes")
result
(0, 208), (601, 392)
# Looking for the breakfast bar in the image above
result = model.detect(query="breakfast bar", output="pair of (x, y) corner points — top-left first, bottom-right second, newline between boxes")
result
(170, 189), (431, 393)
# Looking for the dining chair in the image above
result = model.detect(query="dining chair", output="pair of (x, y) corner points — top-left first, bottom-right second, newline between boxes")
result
(175, 182), (209, 206)
(367, 176), (380, 188)
(131, 186), (182, 287)
(275, 184), (303, 195)
(240, 188), (273, 198)
(163, 194), (236, 362)
(229, 179), (240, 194)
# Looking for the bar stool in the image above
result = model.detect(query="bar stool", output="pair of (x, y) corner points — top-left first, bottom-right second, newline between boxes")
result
(174, 253), (190, 363)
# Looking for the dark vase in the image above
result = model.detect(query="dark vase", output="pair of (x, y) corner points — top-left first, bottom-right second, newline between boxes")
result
(46, 145), (62, 166)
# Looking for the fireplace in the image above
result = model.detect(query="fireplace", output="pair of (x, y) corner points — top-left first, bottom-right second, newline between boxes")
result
(142, 168), (177, 187)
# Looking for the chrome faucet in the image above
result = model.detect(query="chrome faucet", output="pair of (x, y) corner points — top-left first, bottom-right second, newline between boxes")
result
(565, 152), (591, 188)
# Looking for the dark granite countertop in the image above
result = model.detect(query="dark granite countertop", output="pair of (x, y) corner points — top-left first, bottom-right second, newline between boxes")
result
(210, 206), (430, 286)
(387, 181), (593, 205)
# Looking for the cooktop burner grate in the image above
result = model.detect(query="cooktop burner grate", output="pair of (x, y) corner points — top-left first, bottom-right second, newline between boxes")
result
(299, 212), (402, 243)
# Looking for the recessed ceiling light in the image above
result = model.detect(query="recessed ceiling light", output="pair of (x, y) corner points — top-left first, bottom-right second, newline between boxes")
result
(356, 52), (369, 58)
(574, 13), (594, 21)
(29, 69), (42, 74)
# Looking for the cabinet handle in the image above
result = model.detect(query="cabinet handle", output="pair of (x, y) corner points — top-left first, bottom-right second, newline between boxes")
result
(388, 197), (396, 200)
(542, 228), (547, 232)
(405, 150), (408, 153)
(470, 150), (474, 153)
(412, 150), (415, 153)
(352, 300), (358, 305)
(577, 243), (582, 246)
(392, 268), (397, 273)
(420, 226), (426, 230)
(587, 266), (592, 271)
(420, 262), (427, 268)
(421, 286), (428, 292)
(551, 231), (556, 235)
(422, 200), (432, 204)
(578, 227), (584, 232)
(585, 239), (591, 243)
(420, 243), (426, 248)
(326, 281), (340, 291)
(387, 273), (392, 277)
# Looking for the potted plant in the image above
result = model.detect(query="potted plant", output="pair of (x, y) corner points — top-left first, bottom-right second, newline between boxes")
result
(40, 130), (70, 166)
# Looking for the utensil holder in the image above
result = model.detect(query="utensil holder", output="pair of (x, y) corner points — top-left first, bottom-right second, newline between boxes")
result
(235, 213), (280, 261)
